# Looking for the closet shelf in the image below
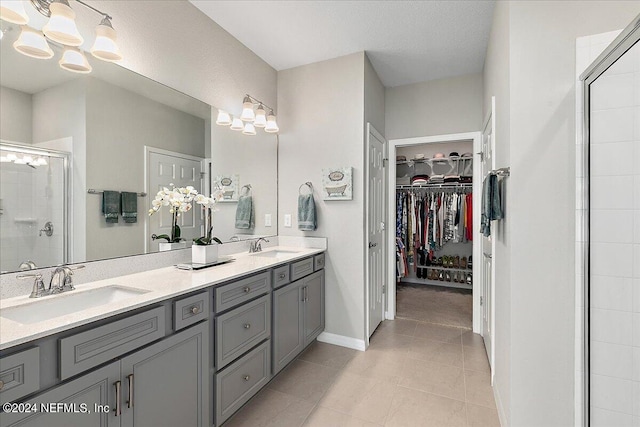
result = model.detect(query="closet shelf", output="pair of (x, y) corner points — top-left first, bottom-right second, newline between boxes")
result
(396, 157), (472, 165)
(400, 277), (472, 290)
(396, 183), (472, 190)
(414, 265), (472, 272)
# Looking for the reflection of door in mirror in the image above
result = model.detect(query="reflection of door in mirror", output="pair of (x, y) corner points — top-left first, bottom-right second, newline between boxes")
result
(146, 149), (204, 253)
(0, 142), (69, 273)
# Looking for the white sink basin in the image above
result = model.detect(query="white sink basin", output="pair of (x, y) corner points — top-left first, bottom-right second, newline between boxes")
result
(1, 285), (149, 325)
(251, 250), (300, 259)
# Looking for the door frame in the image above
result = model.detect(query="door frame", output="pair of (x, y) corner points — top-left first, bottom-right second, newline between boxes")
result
(143, 146), (205, 253)
(386, 131), (482, 333)
(365, 123), (388, 344)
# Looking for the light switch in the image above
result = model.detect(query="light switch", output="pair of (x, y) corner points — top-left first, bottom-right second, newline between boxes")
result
(284, 214), (292, 227)
(265, 214), (272, 227)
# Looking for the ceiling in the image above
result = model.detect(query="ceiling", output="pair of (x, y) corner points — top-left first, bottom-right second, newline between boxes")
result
(190, 0), (495, 88)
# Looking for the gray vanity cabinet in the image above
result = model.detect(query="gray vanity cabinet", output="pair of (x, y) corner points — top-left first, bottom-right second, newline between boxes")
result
(272, 270), (325, 375)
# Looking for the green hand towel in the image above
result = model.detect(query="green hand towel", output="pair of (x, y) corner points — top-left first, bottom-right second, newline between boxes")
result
(121, 192), (138, 224)
(298, 193), (317, 231)
(235, 195), (254, 229)
(102, 191), (120, 223)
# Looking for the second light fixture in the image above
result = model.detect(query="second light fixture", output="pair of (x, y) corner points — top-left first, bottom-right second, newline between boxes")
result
(216, 94), (279, 135)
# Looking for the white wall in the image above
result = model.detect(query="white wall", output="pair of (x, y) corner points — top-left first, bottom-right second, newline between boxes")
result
(278, 53), (367, 344)
(483, 1), (640, 425)
(385, 73), (483, 140)
(0, 86), (32, 143)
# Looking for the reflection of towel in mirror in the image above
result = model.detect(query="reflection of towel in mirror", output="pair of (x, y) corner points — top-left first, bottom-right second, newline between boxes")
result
(121, 192), (138, 223)
(481, 174), (503, 237)
(102, 191), (120, 223)
(235, 195), (254, 229)
(298, 193), (317, 231)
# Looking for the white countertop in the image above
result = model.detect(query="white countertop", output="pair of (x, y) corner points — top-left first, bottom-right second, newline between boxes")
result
(0, 246), (324, 351)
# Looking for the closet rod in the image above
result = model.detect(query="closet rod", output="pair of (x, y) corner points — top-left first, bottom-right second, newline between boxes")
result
(490, 167), (510, 177)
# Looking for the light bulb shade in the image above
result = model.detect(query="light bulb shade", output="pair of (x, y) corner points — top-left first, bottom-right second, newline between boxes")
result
(13, 26), (54, 59)
(59, 47), (92, 73)
(0, 1), (29, 24)
(216, 110), (232, 126)
(265, 114), (279, 133)
(242, 122), (256, 136)
(6, 153), (17, 161)
(230, 117), (243, 131)
(90, 19), (122, 62)
(22, 155), (33, 163)
(43, 0), (83, 46)
(240, 101), (255, 122)
(254, 105), (267, 128)
(13, 157), (27, 164)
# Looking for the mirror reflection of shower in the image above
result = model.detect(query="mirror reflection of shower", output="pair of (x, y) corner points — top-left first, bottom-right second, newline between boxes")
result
(0, 142), (69, 273)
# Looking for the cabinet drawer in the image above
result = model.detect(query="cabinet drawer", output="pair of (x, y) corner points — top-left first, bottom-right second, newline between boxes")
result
(59, 306), (166, 380)
(0, 347), (39, 404)
(272, 265), (290, 289)
(290, 257), (314, 282)
(215, 340), (270, 426)
(214, 271), (270, 313)
(313, 253), (325, 271)
(215, 295), (270, 369)
(174, 291), (209, 331)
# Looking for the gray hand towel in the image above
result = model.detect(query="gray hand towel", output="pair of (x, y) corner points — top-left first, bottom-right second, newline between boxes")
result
(102, 191), (120, 223)
(235, 195), (254, 229)
(298, 193), (317, 231)
(121, 192), (138, 224)
(481, 174), (503, 237)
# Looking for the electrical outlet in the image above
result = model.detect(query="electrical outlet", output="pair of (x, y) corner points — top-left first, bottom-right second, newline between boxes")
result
(284, 214), (292, 227)
(265, 214), (272, 227)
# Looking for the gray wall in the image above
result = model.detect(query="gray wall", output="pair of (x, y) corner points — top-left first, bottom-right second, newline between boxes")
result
(385, 73), (483, 140)
(0, 86), (32, 144)
(85, 77), (206, 261)
(278, 53), (367, 343)
(483, 1), (640, 425)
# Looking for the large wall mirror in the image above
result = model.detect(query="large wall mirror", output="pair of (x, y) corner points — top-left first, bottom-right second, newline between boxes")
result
(0, 21), (278, 274)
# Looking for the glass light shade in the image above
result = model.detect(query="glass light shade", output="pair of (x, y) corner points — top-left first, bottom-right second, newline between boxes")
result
(6, 153), (17, 161)
(43, 0), (83, 46)
(13, 157), (27, 164)
(264, 114), (279, 133)
(216, 110), (232, 126)
(90, 19), (122, 62)
(59, 47), (92, 73)
(13, 26), (54, 59)
(35, 157), (47, 165)
(0, 1), (29, 25)
(254, 105), (267, 128)
(242, 122), (256, 136)
(230, 117), (243, 131)
(22, 155), (33, 163)
(240, 101), (255, 122)
(0, 156), (9, 162)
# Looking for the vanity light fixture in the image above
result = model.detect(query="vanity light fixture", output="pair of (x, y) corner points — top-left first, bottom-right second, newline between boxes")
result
(242, 122), (256, 136)
(0, 151), (48, 166)
(230, 117), (244, 131)
(220, 94), (279, 135)
(0, 0), (121, 73)
(216, 109), (232, 126)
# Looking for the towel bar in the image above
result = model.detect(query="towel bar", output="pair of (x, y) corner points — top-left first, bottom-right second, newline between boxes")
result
(88, 189), (147, 197)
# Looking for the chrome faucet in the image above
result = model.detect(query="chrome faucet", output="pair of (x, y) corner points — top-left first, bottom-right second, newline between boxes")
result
(17, 265), (85, 298)
(249, 237), (269, 253)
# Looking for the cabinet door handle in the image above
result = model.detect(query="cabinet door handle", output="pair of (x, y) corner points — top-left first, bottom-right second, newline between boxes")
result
(0, 380), (4, 390)
(127, 374), (134, 409)
(243, 287), (251, 293)
(305, 287), (309, 302)
(190, 305), (200, 315)
(278, 273), (286, 279)
(113, 380), (121, 416)
(243, 375), (250, 381)
(243, 323), (251, 329)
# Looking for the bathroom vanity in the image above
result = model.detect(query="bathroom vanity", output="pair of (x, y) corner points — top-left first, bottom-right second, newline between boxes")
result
(0, 247), (325, 427)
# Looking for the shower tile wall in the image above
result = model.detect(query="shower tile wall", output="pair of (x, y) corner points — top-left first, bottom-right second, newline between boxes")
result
(586, 34), (640, 426)
(0, 158), (64, 272)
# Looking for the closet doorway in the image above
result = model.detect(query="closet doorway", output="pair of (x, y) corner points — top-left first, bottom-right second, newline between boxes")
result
(387, 132), (482, 334)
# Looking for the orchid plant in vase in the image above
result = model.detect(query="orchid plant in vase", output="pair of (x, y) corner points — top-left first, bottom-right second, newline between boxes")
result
(148, 184), (198, 244)
(193, 187), (224, 246)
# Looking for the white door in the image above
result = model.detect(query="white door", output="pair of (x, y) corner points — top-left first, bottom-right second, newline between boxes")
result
(481, 97), (496, 379)
(147, 149), (203, 252)
(367, 124), (386, 337)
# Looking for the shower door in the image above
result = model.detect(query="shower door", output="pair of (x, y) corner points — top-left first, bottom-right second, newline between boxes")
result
(582, 15), (640, 426)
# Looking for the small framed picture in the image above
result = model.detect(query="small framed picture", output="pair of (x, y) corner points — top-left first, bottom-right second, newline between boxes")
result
(215, 174), (239, 202)
(322, 167), (353, 200)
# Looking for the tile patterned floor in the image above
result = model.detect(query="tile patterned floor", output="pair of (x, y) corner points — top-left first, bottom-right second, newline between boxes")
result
(396, 283), (473, 330)
(225, 319), (499, 426)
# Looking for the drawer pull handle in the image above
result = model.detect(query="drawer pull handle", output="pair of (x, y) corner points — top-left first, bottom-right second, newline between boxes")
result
(126, 374), (134, 409)
(190, 306), (200, 315)
(0, 380), (4, 390)
(278, 273), (286, 279)
(243, 375), (250, 381)
(243, 287), (251, 293)
(113, 380), (122, 416)
(243, 323), (251, 329)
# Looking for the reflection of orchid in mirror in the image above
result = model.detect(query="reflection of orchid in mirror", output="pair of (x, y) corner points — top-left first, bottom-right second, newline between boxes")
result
(193, 186), (225, 246)
(148, 184), (199, 243)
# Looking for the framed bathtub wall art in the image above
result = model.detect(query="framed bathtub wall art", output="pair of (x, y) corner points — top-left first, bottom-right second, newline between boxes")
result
(322, 167), (353, 200)
(216, 174), (239, 203)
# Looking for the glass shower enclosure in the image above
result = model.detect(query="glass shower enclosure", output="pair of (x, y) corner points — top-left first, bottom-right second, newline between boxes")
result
(0, 143), (69, 272)
(581, 14), (640, 426)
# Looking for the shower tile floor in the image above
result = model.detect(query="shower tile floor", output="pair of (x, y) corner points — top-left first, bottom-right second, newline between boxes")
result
(226, 287), (497, 426)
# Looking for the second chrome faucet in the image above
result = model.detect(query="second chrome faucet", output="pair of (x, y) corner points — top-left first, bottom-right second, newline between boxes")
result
(17, 265), (85, 298)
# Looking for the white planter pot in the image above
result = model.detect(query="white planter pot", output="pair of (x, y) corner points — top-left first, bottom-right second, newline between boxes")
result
(158, 241), (187, 252)
(192, 244), (219, 264)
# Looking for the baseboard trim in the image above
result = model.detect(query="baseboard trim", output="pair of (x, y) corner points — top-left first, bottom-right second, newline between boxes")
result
(494, 384), (507, 427)
(385, 311), (395, 320)
(317, 332), (366, 351)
